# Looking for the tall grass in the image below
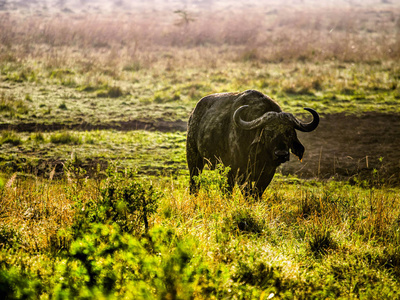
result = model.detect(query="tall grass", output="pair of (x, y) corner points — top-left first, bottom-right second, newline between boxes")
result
(1, 169), (400, 298)
(0, 92), (29, 116)
(1, 5), (399, 65)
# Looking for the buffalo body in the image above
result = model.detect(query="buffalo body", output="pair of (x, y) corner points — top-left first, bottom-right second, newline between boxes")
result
(186, 89), (319, 197)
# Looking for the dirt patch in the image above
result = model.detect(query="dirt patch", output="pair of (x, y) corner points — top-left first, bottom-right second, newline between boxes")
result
(281, 112), (400, 186)
(0, 119), (187, 132)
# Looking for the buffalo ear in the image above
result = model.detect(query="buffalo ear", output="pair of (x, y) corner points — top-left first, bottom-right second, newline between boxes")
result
(291, 139), (305, 160)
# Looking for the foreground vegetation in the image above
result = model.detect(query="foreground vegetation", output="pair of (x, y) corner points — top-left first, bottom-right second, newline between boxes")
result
(1, 167), (400, 299)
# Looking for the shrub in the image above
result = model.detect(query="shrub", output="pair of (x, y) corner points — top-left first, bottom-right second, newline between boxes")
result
(99, 171), (161, 233)
(49, 68), (75, 79)
(238, 48), (261, 62)
(0, 224), (22, 249)
(107, 86), (124, 98)
(0, 267), (42, 299)
(54, 224), (219, 299)
(70, 168), (162, 237)
(193, 164), (231, 197)
(0, 92), (29, 116)
(63, 152), (88, 189)
(298, 192), (323, 218)
(233, 259), (282, 293)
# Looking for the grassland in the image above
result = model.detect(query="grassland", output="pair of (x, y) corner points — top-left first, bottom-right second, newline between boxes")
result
(1, 0), (400, 298)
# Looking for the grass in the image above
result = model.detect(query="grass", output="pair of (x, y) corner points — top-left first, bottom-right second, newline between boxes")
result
(0, 92), (29, 117)
(0, 130), (22, 146)
(0, 3), (399, 129)
(0, 61), (399, 129)
(1, 1), (400, 298)
(0, 130), (187, 177)
(2, 62), (399, 124)
(50, 131), (82, 144)
(1, 170), (400, 298)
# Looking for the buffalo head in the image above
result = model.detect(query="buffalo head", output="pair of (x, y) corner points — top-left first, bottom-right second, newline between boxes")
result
(233, 105), (319, 166)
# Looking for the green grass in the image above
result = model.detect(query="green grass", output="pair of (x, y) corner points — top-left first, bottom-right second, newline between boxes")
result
(0, 130), (187, 177)
(0, 130), (22, 146)
(1, 170), (400, 298)
(0, 92), (29, 118)
(1, 61), (399, 129)
(50, 131), (82, 144)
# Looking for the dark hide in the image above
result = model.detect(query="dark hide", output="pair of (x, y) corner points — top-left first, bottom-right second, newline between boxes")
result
(186, 90), (318, 198)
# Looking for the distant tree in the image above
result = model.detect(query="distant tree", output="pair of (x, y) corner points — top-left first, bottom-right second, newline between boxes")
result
(174, 9), (196, 27)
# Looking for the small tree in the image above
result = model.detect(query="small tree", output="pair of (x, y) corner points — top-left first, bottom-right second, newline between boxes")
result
(71, 168), (161, 238)
(174, 9), (196, 27)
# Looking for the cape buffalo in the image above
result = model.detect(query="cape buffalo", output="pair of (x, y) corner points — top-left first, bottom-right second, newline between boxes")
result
(186, 89), (319, 198)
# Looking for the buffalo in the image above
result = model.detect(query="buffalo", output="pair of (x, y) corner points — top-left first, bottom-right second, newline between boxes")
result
(186, 89), (319, 198)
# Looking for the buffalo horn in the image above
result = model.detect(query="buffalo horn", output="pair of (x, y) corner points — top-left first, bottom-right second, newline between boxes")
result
(233, 105), (279, 130)
(291, 108), (319, 132)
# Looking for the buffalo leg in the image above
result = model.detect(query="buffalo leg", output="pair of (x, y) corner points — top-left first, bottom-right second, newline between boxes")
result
(226, 170), (236, 195)
(254, 170), (275, 199)
(187, 152), (204, 194)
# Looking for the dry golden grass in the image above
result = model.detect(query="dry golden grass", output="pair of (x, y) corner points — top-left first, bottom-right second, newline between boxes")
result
(1, 169), (400, 298)
(1, 176), (81, 252)
(1, 3), (399, 67)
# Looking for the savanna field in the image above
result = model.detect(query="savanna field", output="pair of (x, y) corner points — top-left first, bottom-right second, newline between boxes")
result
(1, 0), (400, 298)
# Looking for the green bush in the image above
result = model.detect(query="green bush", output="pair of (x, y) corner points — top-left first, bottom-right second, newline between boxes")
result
(0, 225), (22, 249)
(0, 267), (42, 299)
(58, 102), (68, 110)
(53, 224), (225, 299)
(232, 259), (282, 296)
(193, 164), (231, 197)
(71, 168), (161, 238)
(0, 224), (225, 299)
(0, 93), (29, 115)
